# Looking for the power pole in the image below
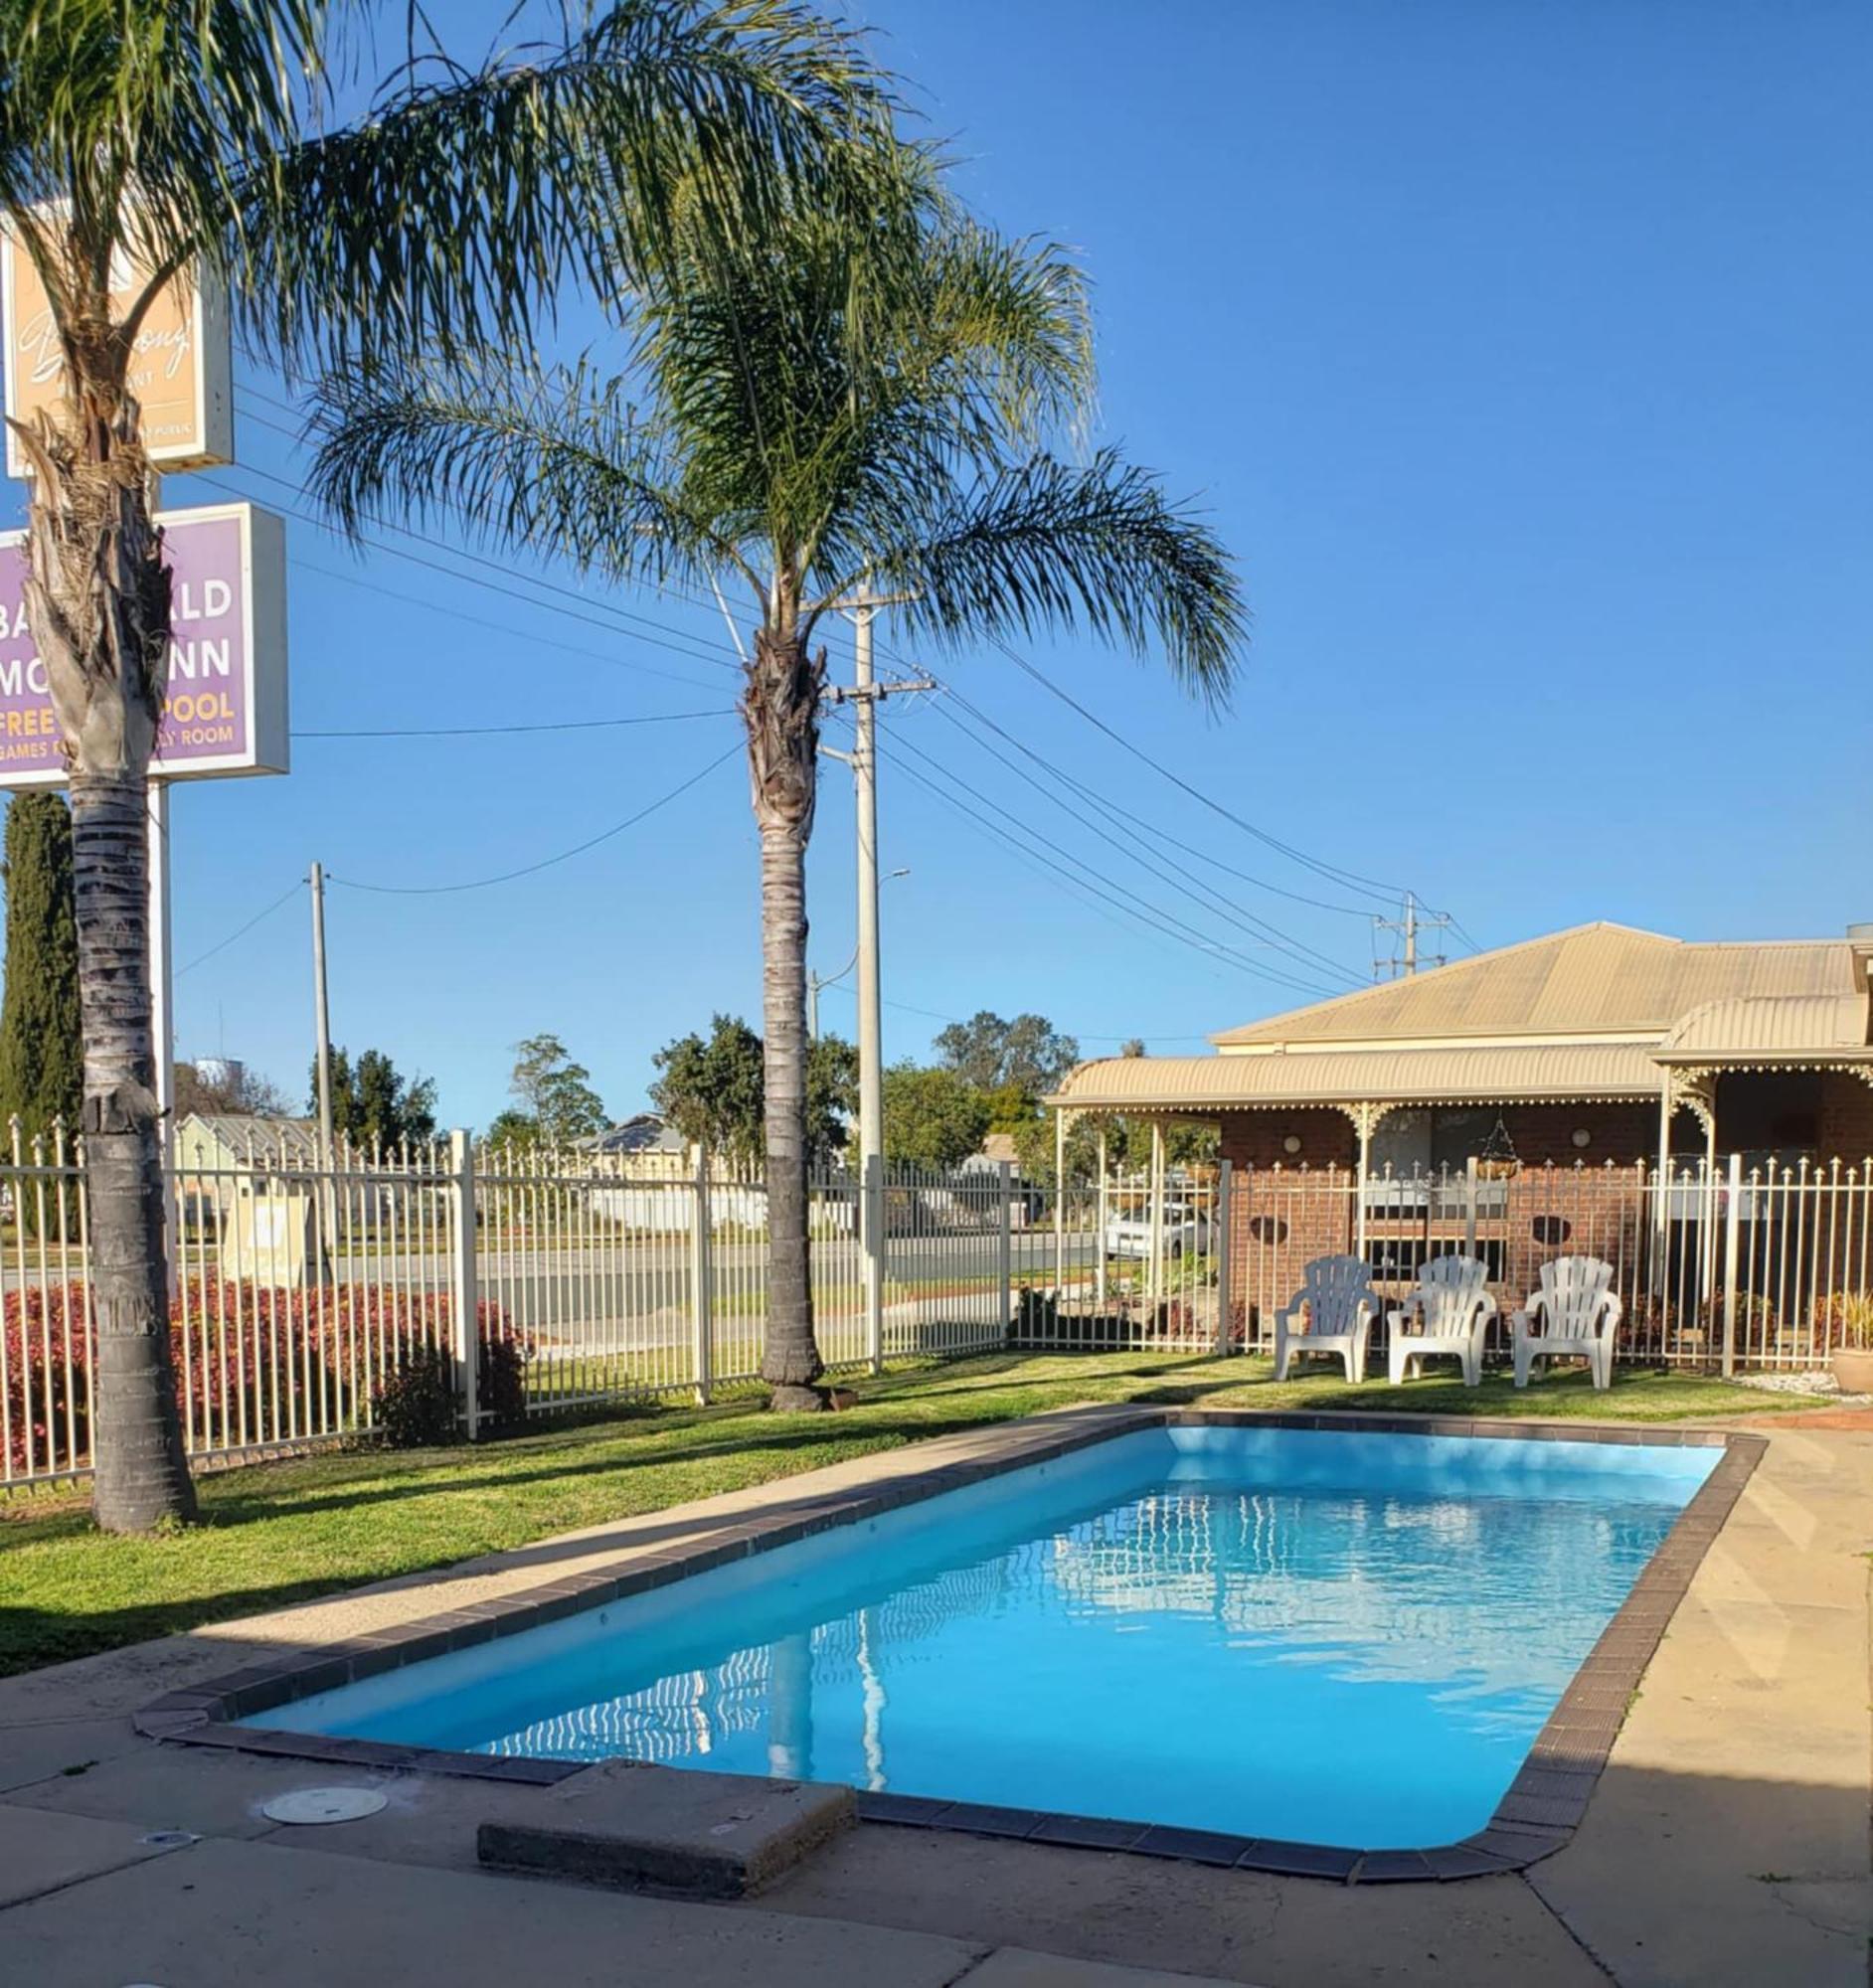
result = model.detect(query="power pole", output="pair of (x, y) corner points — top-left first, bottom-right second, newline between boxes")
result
(825, 596), (933, 1172)
(1372, 891), (1449, 980)
(825, 592), (932, 1370)
(309, 861), (333, 1167)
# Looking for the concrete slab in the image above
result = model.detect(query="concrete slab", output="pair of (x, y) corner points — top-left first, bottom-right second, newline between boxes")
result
(960, 1948), (1256, 1987)
(0, 1712), (147, 1794)
(0, 1800), (176, 1907)
(1529, 1426), (1873, 1987)
(5, 1735), (365, 1840)
(480, 1756), (854, 1897)
(0, 1834), (988, 1988)
(761, 1823), (1605, 1987)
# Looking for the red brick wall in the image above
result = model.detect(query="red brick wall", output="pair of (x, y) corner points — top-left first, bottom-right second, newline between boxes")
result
(1218, 1112), (1355, 1347)
(1817, 1075), (1873, 1165)
(1209, 1087), (1873, 1353)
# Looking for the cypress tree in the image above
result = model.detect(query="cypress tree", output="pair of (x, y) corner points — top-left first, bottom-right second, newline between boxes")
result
(0, 791), (84, 1141)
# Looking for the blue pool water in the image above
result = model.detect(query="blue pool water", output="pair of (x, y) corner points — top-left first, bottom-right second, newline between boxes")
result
(265, 1426), (1715, 1847)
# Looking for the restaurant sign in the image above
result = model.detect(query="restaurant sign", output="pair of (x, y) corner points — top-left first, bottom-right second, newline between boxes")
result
(1, 218), (235, 478)
(0, 502), (288, 788)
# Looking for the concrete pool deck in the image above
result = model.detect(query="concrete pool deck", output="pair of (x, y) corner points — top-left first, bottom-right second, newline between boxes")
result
(1, 1407), (1868, 1985)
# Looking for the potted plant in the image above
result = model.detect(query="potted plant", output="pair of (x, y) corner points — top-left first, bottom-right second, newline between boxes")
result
(1830, 1292), (1873, 1395)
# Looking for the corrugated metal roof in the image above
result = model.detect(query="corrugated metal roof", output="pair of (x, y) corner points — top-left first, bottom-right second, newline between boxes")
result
(1051, 1043), (1667, 1110)
(1658, 993), (1872, 1061)
(1211, 923), (1855, 1046)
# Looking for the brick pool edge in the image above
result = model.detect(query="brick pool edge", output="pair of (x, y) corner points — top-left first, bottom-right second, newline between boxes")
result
(135, 1408), (1767, 1886)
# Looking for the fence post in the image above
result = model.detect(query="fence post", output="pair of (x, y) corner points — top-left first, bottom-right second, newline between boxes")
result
(1463, 1155), (1479, 1256)
(448, 1129), (479, 1440)
(691, 1148), (714, 1405)
(997, 1160), (1013, 1345)
(1095, 1128), (1108, 1303)
(1721, 1150), (1743, 1378)
(865, 1151), (886, 1375)
(1215, 1160), (1233, 1357)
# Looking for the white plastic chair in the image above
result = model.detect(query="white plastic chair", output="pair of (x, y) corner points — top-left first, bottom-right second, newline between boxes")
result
(1387, 1254), (1496, 1386)
(1513, 1256), (1621, 1391)
(1275, 1255), (1381, 1383)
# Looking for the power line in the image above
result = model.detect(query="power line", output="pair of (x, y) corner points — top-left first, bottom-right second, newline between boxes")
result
(294, 708), (734, 740)
(328, 743), (740, 896)
(985, 636), (1411, 903)
(883, 726), (1341, 998)
(285, 553), (735, 694)
(232, 393), (744, 675)
(180, 883), (308, 982)
(933, 682), (1374, 919)
(196, 461), (738, 692)
(917, 691), (1366, 988)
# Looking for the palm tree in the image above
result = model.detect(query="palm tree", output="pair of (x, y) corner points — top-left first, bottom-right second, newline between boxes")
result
(0, 0), (896, 1528)
(308, 193), (1249, 1411)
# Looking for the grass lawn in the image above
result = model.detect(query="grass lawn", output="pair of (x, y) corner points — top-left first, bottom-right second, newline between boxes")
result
(0, 1351), (1807, 1680)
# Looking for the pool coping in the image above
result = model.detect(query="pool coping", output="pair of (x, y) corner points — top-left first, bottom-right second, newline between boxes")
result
(134, 1408), (1767, 1885)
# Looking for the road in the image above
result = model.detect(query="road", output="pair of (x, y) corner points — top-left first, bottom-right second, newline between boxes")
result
(0, 1231), (1106, 1351)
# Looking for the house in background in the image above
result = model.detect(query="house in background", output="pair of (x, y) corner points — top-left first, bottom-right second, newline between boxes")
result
(1051, 922), (1873, 1179)
(1049, 921), (1873, 1352)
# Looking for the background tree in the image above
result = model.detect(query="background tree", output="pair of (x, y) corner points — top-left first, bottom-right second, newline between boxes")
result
(652, 1015), (766, 1161)
(0, 793), (82, 1140)
(652, 1015), (854, 1163)
(0, 0), (894, 1530)
(507, 1033), (607, 1147)
(312, 175), (1246, 1411)
(933, 1012), (1081, 1096)
(175, 1061), (292, 1118)
(312, 1047), (436, 1150)
(883, 1066), (993, 1171)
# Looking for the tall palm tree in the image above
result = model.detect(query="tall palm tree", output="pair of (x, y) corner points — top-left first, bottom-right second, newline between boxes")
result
(0, 0), (896, 1528)
(308, 195), (1249, 1411)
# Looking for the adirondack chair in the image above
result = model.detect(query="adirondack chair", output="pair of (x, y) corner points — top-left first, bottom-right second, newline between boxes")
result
(1386, 1254), (1496, 1386)
(1275, 1255), (1382, 1383)
(1512, 1256), (1622, 1391)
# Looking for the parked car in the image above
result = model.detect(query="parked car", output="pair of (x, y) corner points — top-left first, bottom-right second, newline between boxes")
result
(1104, 1202), (1211, 1259)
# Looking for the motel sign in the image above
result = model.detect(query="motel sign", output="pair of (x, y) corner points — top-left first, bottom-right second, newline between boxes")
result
(0, 502), (289, 788)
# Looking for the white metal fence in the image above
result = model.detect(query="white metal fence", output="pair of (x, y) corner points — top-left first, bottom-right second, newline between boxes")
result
(8, 1125), (1871, 1491)
(1230, 1156), (1873, 1372)
(2, 1128), (1036, 1490)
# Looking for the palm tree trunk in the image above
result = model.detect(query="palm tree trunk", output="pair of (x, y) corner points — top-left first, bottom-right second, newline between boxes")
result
(746, 625), (826, 1410)
(20, 400), (195, 1528)
(69, 768), (193, 1528)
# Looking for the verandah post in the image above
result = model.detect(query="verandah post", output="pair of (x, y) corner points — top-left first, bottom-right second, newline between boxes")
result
(448, 1129), (479, 1439)
(1721, 1150), (1743, 1378)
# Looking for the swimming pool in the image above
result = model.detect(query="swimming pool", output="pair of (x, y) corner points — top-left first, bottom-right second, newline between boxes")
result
(258, 1423), (1719, 1850)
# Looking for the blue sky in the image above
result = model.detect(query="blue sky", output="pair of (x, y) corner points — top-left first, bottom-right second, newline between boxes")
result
(6, 0), (1871, 1129)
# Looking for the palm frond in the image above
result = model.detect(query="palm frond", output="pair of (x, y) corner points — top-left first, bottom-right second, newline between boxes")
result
(837, 448), (1248, 704)
(239, 1), (904, 380)
(306, 359), (753, 588)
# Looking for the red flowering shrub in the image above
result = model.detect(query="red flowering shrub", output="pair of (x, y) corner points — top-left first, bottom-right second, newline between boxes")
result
(4, 1278), (524, 1477)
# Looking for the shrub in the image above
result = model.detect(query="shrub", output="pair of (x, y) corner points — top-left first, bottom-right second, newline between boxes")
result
(3, 1278), (524, 1477)
(370, 1330), (532, 1447)
(371, 1344), (457, 1449)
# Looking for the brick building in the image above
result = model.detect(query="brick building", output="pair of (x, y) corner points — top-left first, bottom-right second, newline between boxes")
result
(1049, 922), (1873, 1346)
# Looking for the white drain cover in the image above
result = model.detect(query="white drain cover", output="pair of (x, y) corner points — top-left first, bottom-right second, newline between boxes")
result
(261, 1787), (388, 1826)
